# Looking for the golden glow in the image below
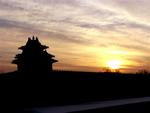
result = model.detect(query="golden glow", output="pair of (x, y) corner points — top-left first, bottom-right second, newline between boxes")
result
(0, 0), (150, 73)
(107, 60), (122, 70)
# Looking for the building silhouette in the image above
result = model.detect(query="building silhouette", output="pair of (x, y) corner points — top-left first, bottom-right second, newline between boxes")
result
(12, 36), (58, 73)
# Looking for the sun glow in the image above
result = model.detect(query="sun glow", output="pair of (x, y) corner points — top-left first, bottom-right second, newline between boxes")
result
(107, 60), (122, 70)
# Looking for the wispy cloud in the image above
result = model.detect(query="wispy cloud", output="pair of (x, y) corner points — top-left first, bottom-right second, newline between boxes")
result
(0, 0), (150, 72)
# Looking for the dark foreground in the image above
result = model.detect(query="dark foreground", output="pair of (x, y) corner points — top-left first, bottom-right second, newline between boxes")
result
(71, 101), (150, 113)
(0, 71), (150, 112)
(28, 97), (150, 113)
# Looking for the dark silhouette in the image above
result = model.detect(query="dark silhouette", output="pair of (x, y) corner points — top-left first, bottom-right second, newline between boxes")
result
(12, 36), (58, 74)
(1, 36), (150, 112)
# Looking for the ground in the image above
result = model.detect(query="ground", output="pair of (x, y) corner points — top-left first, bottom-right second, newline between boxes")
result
(0, 71), (150, 112)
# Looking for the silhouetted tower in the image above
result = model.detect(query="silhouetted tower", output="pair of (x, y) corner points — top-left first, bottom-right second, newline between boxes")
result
(12, 36), (58, 73)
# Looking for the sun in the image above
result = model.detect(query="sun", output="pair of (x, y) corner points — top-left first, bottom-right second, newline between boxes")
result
(107, 60), (122, 70)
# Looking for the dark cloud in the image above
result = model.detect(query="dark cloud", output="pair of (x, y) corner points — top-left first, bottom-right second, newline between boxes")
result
(127, 22), (150, 31)
(0, 19), (21, 28)
(0, 1), (24, 11)
(0, 18), (94, 46)
(111, 42), (150, 53)
(33, 0), (79, 6)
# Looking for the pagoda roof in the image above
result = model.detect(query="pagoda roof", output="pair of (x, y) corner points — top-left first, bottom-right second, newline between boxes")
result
(50, 59), (58, 63)
(43, 50), (55, 57)
(19, 36), (49, 50)
(12, 36), (58, 72)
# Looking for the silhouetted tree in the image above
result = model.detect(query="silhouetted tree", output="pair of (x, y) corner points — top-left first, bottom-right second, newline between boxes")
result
(136, 69), (149, 75)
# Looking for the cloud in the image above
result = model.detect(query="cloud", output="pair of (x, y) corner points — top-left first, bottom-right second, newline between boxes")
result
(1, 0), (150, 72)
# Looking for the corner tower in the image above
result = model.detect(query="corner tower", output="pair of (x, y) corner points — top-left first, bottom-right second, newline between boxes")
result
(12, 36), (58, 73)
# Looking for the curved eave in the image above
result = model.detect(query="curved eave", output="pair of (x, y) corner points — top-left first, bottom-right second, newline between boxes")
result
(19, 45), (49, 50)
(18, 46), (25, 50)
(15, 54), (22, 58)
(12, 60), (18, 64)
(51, 59), (58, 63)
(42, 45), (49, 49)
(48, 54), (55, 58)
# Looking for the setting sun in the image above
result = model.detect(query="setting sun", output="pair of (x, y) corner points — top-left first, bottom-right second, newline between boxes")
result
(107, 60), (122, 70)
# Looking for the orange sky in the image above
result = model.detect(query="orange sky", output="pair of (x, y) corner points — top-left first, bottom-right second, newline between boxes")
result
(1, 0), (150, 73)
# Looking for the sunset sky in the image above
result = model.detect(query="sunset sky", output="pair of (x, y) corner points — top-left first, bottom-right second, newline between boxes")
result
(1, 0), (150, 73)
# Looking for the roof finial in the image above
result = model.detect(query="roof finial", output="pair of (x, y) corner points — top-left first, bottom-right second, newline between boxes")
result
(32, 36), (35, 40)
(28, 37), (31, 41)
(36, 37), (39, 41)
